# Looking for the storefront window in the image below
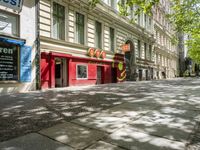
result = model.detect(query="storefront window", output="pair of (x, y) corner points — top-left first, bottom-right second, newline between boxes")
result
(0, 11), (19, 36)
(77, 65), (88, 79)
(0, 42), (18, 81)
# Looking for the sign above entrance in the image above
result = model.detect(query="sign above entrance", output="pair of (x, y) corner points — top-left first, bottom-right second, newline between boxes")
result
(0, 0), (23, 12)
(121, 44), (130, 52)
(88, 48), (106, 59)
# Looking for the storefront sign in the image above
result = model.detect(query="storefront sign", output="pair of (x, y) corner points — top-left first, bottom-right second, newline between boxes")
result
(0, 44), (18, 81)
(0, 0), (23, 12)
(121, 44), (130, 52)
(100, 51), (106, 59)
(88, 48), (95, 57)
(95, 49), (101, 58)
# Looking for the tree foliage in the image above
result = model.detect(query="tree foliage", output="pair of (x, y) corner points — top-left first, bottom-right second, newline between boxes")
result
(169, 0), (200, 63)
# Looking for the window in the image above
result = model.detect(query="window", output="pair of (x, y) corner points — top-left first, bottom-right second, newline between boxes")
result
(137, 14), (140, 25)
(0, 12), (19, 36)
(95, 21), (102, 49)
(138, 40), (141, 58)
(110, 27), (115, 52)
(53, 2), (65, 40)
(144, 43), (147, 59)
(144, 14), (147, 27)
(149, 45), (152, 60)
(77, 65), (88, 79)
(76, 12), (85, 44)
(0, 42), (18, 81)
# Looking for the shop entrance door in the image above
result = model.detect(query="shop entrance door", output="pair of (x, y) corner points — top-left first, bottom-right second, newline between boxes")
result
(97, 66), (103, 84)
(55, 58), (67, 87)
(112, 68), (117, 83)
(139, 69), (142, 81)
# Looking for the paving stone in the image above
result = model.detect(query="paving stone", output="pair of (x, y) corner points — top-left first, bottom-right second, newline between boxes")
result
(39, 122), (106, 149)
(0, 133), (73, 150)
(85, 141), (126, 150)
(128, 111), (195, 143)
(104, 126), (185, 150)
(71, 103), (156, 133)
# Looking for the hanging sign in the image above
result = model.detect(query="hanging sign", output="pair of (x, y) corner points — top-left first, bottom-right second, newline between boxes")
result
(95, 49), (101, 58)
(88, 48), (95, 57)
(100, 51), (106, 59)
(121, 44), (130, 52)
(0, 0), (23, 12)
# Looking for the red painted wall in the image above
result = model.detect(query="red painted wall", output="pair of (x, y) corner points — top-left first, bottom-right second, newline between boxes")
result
(41, 53), (50, 89)
(40, 52), (113, 89)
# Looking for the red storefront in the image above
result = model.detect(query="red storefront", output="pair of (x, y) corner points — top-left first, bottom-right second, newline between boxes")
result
(40, 49), (126, 89)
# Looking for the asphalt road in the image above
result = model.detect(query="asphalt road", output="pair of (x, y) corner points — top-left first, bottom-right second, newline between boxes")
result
(0, 78), (200, 150)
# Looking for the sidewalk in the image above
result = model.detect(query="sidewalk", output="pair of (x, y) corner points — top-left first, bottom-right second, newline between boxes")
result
(0, 79), (200, 150)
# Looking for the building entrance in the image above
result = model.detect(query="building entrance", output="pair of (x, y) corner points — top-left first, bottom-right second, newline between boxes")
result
(55, 58), (68, 87)
(97, 66), (103, 84)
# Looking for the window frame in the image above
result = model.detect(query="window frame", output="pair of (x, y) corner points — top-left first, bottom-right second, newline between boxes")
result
(95, 21), (102, 49)
(75, 12), (85, 45)
(52, 2), (66, 40)
(0, 10), (20, 37)
(76, 64), (88, 80)
(109, 27), (115, 52)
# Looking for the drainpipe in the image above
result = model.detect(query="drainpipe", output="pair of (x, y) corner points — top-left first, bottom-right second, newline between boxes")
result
(35, 0), (41, 90)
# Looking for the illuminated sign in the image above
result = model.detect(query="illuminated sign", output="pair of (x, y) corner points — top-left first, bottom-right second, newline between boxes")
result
(121, 44), (130, 52)
(0, 0), (23, 12)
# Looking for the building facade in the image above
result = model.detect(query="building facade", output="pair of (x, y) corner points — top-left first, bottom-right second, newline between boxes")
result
(153, 0), (179, 79)
(0, 0), (37, 94)
(39, 0), (160, 89)
(0, 0), (180, 93)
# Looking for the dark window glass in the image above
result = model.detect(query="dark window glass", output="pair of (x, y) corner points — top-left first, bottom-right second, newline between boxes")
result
(110, 27), (115, 52)
(138, 40), (141, 58)
(77, 65), (87, 79)
(0, 42), (18, 81)
(95, 21), (102, 49)
(53, 2), (65, 40)
(76, 12), (85, 44)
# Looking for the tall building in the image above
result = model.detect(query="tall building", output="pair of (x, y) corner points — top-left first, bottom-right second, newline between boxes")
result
(39, 0), (158, 89)
(0, 0), (37, 94)
(153, 0), (179, 79)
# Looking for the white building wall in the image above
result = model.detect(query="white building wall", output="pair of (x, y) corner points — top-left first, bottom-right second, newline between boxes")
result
(0, 0), (36, 94)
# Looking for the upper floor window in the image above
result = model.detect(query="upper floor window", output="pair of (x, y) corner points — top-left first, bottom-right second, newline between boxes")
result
(76, 12), (85, 45)
(144, 43), (147, 59)
(110, 27), (115, 52)
(138, 40), (141, 58)
(149, 45), (152, 60)
(53, 2), (65, 40)
(0, 11), (19, 37)
(95, 21), (102, 49)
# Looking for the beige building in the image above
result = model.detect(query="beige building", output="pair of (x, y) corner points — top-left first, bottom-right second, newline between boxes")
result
(153, 0), (179, 79)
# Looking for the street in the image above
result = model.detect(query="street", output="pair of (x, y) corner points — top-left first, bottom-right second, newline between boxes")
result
(0, 78), (200, 150)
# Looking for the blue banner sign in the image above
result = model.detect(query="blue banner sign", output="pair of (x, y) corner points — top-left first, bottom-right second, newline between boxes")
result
(0, 0), (23, 12)
(20, 45), (32, 82)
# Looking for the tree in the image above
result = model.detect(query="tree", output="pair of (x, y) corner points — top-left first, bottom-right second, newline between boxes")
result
(169, 0), (200, 63)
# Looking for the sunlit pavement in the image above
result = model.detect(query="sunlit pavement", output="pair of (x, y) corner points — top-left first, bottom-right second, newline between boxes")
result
(0, 78), (200, 150)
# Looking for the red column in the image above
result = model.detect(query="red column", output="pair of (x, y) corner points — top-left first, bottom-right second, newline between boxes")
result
(50, 53), (55, 88)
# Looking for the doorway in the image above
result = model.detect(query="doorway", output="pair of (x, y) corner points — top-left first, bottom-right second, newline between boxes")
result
(139, 69), (142, 81)
(55, 58), (68, 87)
(112, 68), (117, 83)
(146, 70), (149, 80)
(97, 66), (103, 84)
